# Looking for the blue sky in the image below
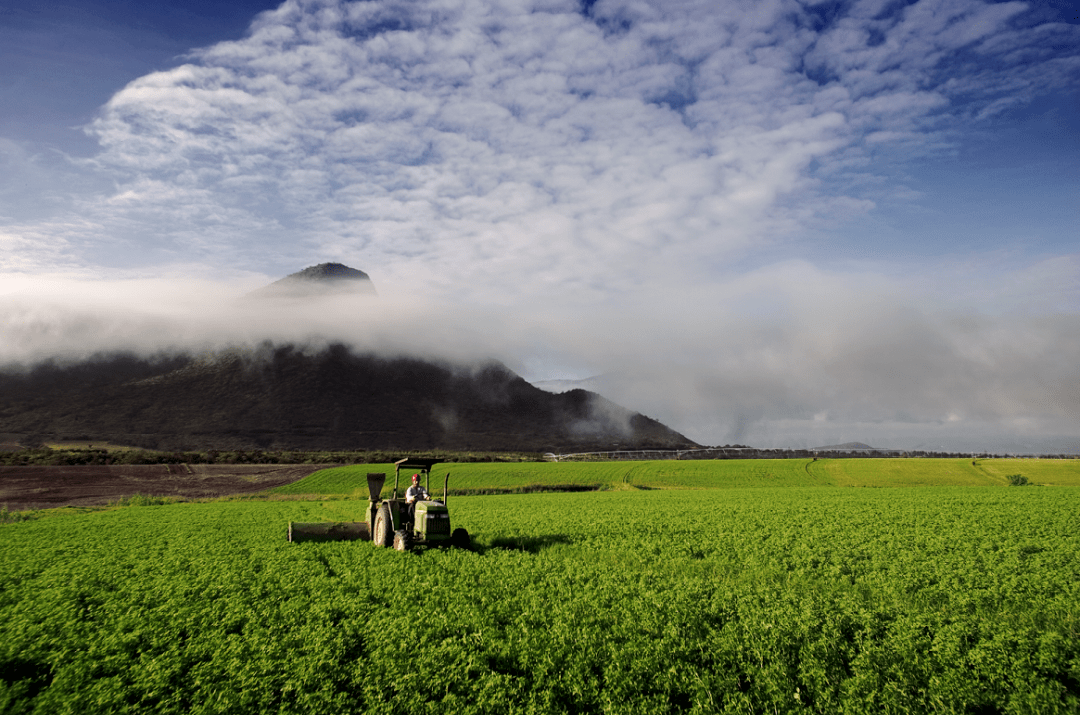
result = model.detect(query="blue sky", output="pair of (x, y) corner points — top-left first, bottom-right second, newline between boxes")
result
(1, 0), (1078, 452)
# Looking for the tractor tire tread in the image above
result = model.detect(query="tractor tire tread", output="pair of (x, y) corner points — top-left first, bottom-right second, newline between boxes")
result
(373, 503), (394, 548)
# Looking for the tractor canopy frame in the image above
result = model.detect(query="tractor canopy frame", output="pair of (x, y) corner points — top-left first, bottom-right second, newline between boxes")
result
(393, 457), (449, 503)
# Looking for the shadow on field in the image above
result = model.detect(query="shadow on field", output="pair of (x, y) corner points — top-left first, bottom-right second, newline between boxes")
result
(481, 534), (574, 554)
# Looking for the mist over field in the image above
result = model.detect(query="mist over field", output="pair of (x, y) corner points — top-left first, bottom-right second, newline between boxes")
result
(2, 262), (1077, 454)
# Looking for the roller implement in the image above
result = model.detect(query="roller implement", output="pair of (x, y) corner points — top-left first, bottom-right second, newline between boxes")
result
(287, 458), (470, 552)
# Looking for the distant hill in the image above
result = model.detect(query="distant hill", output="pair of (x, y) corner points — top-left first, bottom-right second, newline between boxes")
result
(1, 263), (693, 452)
(246, 262), (377, 298)
(812, 442), (888, 452)
(0, 345), (695, 452)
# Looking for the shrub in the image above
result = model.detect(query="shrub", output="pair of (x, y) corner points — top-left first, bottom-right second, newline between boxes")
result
(0, 504), (34, 523)
(1007, 473), (1029, 486)
(109, 494), (176, 507)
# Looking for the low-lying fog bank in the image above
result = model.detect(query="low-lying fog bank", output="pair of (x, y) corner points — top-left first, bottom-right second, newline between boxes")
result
(1, 265), (1077, 454)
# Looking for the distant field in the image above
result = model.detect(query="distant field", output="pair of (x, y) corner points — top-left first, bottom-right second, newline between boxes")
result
(812, 457), (1080, 487)
(970, 458), (1080, 486)
(268, 462), (610, 497)
(42, 441), (150, 452)
(268, 457), (1080, 496)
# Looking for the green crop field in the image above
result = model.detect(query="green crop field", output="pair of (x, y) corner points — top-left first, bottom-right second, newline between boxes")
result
(3, 484), (1078, 714)
(270, 458), (1080, 496)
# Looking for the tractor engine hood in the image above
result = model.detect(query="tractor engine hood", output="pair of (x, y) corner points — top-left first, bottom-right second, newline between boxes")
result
(415, 500), (451, 538)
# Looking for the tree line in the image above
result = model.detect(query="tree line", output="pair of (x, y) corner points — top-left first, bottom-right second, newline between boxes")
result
(0, 447), (546, 466)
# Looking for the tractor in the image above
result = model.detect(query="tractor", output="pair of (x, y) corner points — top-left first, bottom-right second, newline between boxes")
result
(370, 458), (470, 551)
(287, 458), (469, 552)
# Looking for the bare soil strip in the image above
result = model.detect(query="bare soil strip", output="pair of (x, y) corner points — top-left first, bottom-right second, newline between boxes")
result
(0, 464), (330, 511)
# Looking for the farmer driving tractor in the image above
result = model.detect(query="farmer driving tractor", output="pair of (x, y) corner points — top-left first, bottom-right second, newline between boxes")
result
(405, 473), (429, 526)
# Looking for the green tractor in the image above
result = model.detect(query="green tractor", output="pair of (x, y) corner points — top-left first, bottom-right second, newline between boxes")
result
(287, 458), (469, 552)
(370, 458), (470, 552)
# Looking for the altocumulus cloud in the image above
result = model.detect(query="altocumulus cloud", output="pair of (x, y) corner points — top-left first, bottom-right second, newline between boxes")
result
(49, 0), (1074, 293)
(1, 0), (1078, 451)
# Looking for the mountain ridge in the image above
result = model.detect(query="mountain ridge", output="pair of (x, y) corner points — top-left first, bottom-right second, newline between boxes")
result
(0, 263), (695, 452)
(0, 344), (695, 452)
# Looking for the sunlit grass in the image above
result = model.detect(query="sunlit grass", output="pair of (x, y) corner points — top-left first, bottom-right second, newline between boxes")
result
(270, 457), (1080, 496)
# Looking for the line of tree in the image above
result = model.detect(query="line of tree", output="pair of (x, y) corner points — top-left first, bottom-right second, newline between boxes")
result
(0, 447), (547, 467)
(1, 445), (1074, 467)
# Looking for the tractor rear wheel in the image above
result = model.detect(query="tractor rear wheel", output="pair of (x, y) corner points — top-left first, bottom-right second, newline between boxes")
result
(373, 503), (393, 548)
(452, 527), (470, 549)
(393, 529), (413, 552)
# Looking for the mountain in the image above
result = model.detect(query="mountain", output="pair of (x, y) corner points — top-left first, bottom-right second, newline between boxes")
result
(245, 262), (377, 298)
(0, 345), (695, 452)
(811, 442), (887, 451)
(0, 263), (694, 452)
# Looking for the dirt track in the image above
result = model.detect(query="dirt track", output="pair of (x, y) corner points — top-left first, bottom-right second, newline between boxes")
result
(0, 464), (327, 511)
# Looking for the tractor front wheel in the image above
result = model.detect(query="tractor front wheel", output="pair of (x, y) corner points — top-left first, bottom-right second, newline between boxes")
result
(452, 527), (470, 549)
(373, 503), (393, 547)
(393, 529), (413, 552)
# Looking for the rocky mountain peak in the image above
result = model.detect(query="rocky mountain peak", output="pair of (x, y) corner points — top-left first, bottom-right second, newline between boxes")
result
(284, 263), (372, 282)
(249, 262), (377, 298)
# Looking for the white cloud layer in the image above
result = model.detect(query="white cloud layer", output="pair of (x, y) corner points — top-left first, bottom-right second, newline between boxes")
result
(2, 0), (1074, 290)
(1, 0), (1078, 451)
(1, 256), (1077, 452)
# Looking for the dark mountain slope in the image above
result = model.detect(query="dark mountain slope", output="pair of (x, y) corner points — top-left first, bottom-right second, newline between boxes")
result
(0, 344), (694, 452)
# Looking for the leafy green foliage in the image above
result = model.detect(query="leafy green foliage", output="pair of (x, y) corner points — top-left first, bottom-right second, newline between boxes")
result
(1007, 474), (1030, 486)
(2, 488), (1079, 713)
